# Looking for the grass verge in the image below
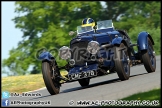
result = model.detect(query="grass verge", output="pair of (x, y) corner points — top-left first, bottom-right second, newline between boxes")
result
(2, 71), (68, 93)
(104, 88), (161, 107)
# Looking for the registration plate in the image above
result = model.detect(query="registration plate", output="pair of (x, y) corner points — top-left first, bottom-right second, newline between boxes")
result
(68, 70), (97, 80)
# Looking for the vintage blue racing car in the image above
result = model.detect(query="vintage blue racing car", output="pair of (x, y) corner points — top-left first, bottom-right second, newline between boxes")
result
(39, 19), (156, 95)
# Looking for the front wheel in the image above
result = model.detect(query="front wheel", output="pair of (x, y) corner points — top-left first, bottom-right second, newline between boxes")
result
(114, 43), (130, 81)
(78, 78), (90, 87)
(42, 61), (60, 95)
(141, 38), (156, 73)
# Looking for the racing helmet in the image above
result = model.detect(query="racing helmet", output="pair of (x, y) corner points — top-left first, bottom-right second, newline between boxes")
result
(82, 18), (95, 27)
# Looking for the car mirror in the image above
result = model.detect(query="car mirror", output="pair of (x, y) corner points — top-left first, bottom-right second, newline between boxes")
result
(69, 31), (76, 36)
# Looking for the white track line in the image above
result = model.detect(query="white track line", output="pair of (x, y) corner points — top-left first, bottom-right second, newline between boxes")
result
(24, 87), (46, 93)
(24, 81), (78, 93)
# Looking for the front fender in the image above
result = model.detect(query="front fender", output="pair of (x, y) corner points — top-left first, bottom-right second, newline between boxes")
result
(112, 37), (128, 47)
(112, 37), (123, 45)
(137, 31), (154, 50)
(39, 51), (54, 61)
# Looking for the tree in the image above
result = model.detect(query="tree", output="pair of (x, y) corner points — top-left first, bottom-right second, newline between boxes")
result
(3, 1), (102, 75)
(3, 1), (160, 75)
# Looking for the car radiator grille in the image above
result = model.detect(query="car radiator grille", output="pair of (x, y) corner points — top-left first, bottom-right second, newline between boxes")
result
(70, 41), (90, 66)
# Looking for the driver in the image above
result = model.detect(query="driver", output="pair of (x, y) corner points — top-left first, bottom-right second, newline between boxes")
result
(81, 18), (96, 32)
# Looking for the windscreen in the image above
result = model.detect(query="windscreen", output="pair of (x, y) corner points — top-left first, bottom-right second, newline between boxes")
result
(97, 20), (113, 29)
(77, 26), (93, 34)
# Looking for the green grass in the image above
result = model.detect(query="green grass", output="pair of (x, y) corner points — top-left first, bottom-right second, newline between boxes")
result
(104, 88), (161, 107)
(120, 88), (161, 107)
(2, 71), (68, 93)
(121, 88), (160, 101)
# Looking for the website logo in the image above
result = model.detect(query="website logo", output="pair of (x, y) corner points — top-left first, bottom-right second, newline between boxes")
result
(2, 91), (10, 99)
(2, 99), (10, 106)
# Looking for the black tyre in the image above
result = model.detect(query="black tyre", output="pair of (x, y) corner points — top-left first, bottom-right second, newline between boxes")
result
(114, 43), (130, 81)
(78, 78), (90, 87)
(42, 61), (60, 95)
(141, 38), (156, 73)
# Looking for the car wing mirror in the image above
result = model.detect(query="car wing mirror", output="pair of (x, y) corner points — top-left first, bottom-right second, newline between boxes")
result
(69, 31), (77, 36)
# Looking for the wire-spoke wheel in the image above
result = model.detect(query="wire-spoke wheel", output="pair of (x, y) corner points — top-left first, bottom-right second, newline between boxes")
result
(42, 61), (60, 95)
(141, 38), (156, 73)
(114, 43), (130, 81)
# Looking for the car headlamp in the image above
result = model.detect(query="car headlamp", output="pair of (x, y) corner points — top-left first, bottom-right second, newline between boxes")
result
(87, 41), (100, 54)
(59, 46), (71, 60)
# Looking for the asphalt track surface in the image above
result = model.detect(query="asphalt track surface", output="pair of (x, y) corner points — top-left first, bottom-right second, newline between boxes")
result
(8, 56), (161, 107)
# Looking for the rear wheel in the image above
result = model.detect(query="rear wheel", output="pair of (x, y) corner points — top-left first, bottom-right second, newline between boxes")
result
(114, 43), (130, 81)
(78, 78), (90, 87)
(42, 61), (60, 95)
(141, 38), (156, 73)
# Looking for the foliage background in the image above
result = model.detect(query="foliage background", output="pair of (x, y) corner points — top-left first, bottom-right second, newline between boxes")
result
(2, 1), (161, 75)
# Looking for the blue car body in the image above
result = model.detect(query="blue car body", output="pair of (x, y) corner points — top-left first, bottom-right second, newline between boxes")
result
(39, 19), (155, 82)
